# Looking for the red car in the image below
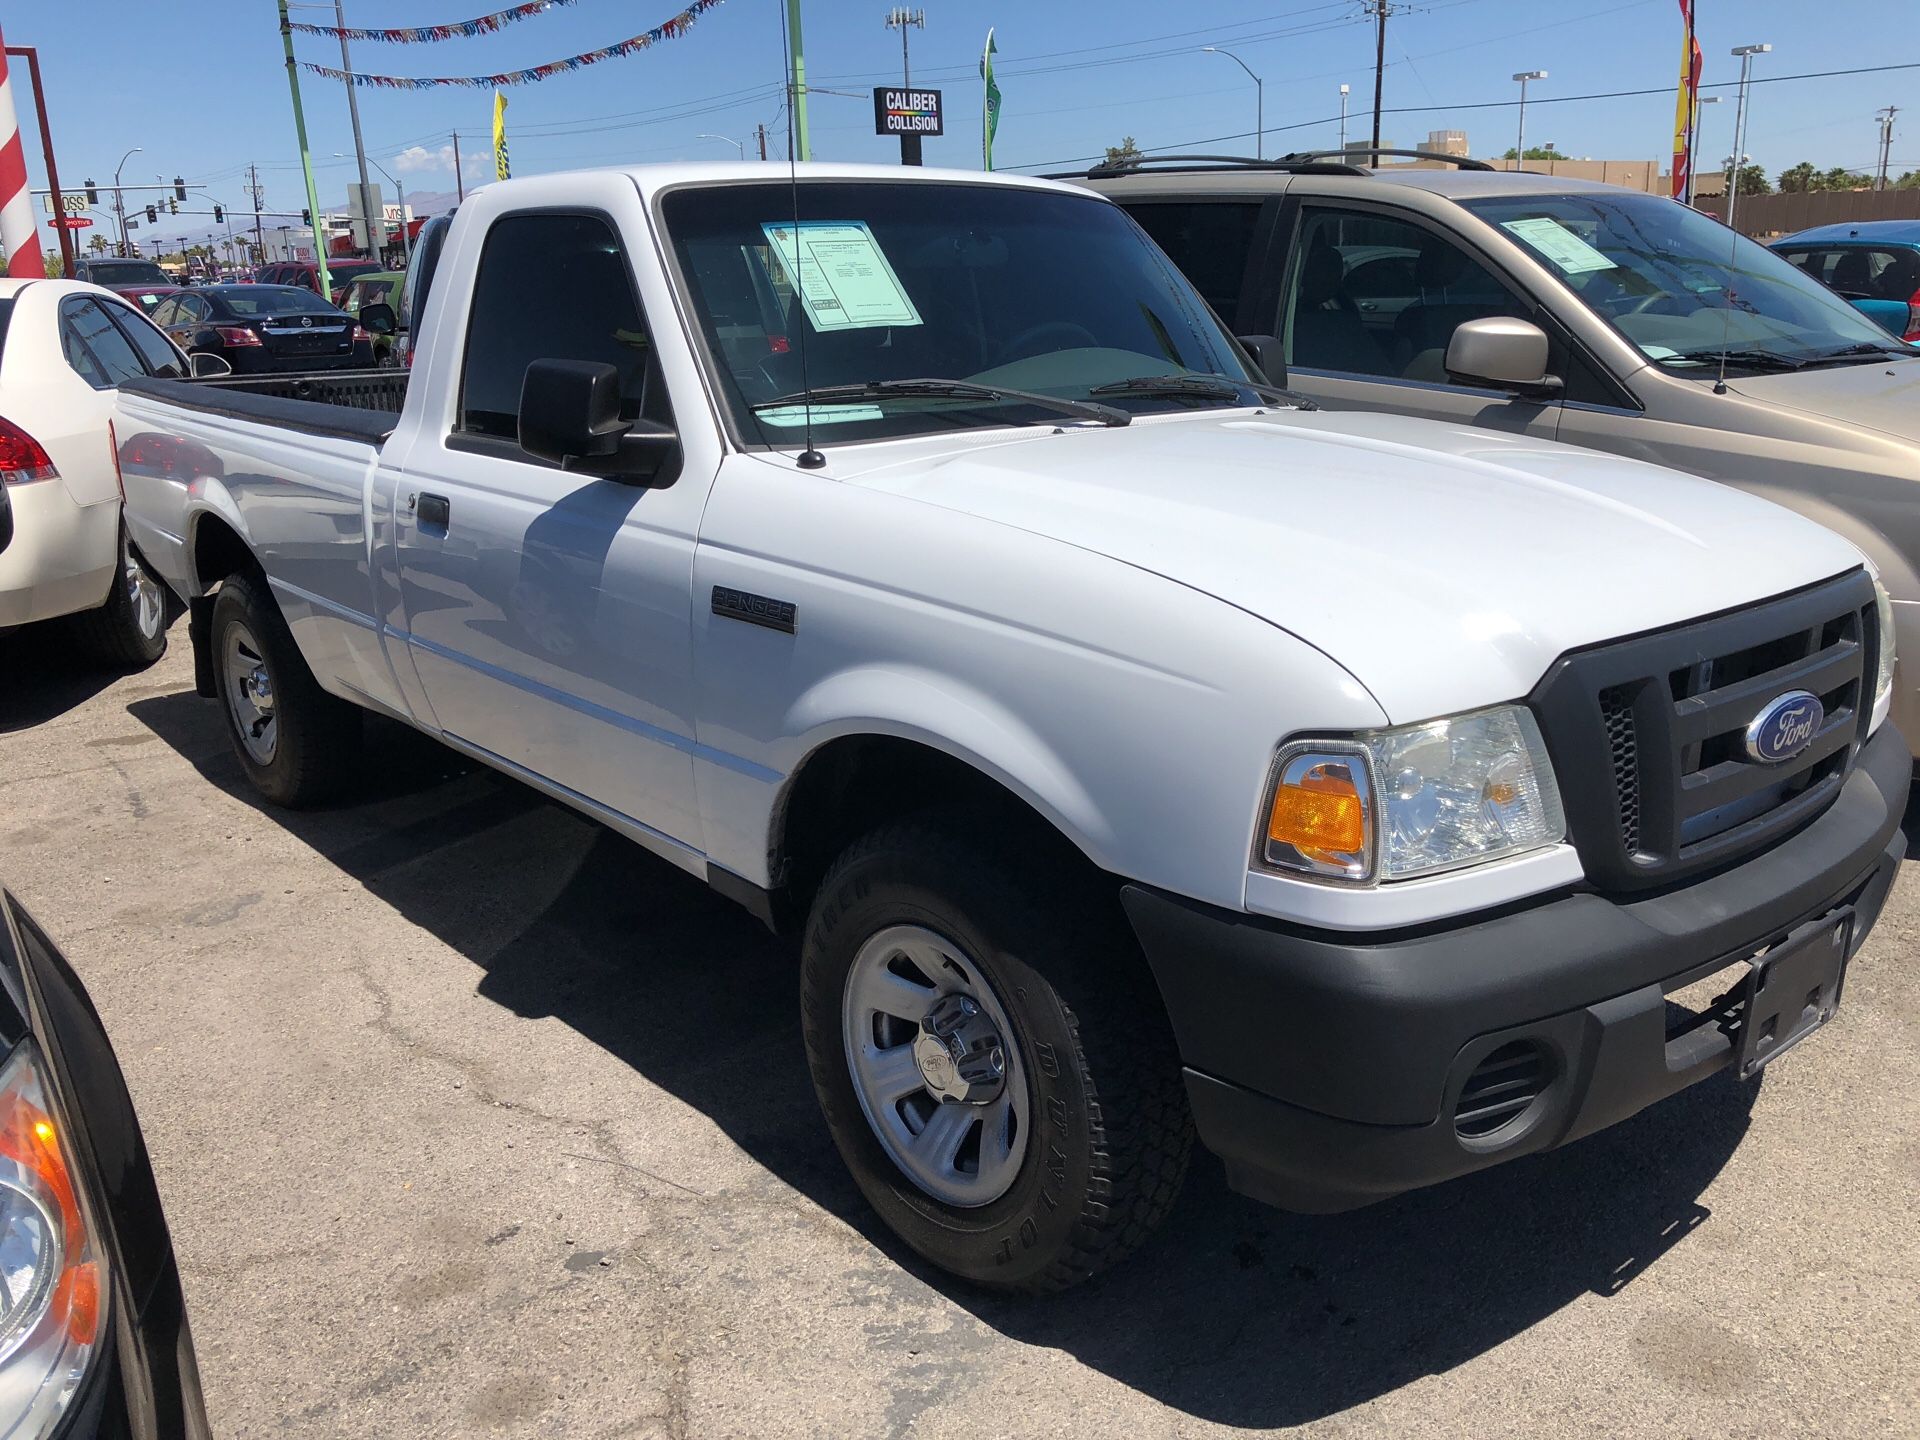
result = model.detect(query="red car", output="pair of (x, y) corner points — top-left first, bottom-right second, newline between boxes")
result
(68, 257), (184, 313)
(252, 258), (385, 308)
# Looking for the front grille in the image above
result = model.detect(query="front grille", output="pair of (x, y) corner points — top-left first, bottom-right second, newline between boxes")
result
(1600, 686), (1641, 853)
(1454, 1041), (1550, 1139)
(1531, 571), (1876, 892)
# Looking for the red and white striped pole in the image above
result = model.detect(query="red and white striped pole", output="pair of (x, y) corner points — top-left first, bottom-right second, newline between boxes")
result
(0, 29), (43, 278)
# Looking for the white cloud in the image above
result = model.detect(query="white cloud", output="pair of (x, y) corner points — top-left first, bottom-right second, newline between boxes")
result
(393, 144), (456, 174)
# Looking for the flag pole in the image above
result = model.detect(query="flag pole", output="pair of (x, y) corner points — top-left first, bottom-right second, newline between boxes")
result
(785, 0), (812, 161)
(278, 0), (332, 300)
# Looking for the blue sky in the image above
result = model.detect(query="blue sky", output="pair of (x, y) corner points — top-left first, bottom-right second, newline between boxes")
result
(9, 0), (1916, 252)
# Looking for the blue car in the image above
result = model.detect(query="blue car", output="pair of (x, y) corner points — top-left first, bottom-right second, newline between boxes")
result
(1771, 220), (1920, 342)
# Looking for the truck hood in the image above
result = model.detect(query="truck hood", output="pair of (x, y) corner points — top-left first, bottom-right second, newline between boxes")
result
(842, 410), (1865, 722)
(1725, 355), (1920, 446)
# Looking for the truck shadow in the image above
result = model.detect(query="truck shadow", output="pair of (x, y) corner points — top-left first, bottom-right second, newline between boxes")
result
(127, 691), (1761, 1429)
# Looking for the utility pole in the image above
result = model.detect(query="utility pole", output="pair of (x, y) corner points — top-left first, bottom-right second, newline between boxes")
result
(1366, 0), (1393, 153)
(1876, 106), (1899, 190)
(451, 132), (465, 201)
(333, 0), (377, 258)
(247, 162), (266, 266)
(756, 123), (768, 160)
(786, 0), (812, 161)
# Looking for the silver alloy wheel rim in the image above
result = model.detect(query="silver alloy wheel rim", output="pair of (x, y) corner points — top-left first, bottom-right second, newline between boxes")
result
(842, 924), (1030, 1208)
(221, 621), (278, 765)
(125, 538), (163, 639)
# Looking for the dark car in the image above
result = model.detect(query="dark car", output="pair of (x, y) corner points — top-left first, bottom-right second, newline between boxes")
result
(0, 889), (211, 1438)
(252, 258), (383, 308)
(150, 285), (375, 373)
(1771, 220), (1920, 343)
(70, 259), (185, 314)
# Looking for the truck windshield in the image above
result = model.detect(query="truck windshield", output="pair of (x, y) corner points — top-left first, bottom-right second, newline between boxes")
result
(1459, 191), (1906, 371)
(661, 180), (1263, 446)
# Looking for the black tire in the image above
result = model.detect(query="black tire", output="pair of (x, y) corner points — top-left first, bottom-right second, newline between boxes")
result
(68, 528), (168, 669)
(800, 818), (1193, 1294)
(208, 573), (362, 807)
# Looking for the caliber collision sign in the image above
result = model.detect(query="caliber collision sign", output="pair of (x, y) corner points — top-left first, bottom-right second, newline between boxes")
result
(873, 87), (944, 137)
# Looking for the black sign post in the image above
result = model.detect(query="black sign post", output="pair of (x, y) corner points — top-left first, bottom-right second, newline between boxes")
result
(873, 86), (943, 166)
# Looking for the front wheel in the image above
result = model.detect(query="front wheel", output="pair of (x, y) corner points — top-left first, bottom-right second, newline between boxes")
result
(800, 819), (1192, 1293)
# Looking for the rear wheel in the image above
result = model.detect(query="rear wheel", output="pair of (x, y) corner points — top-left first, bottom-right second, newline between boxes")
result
(209, 573), (362, 806)
(800, 818), (1192, 1293)
(68, 527), (168, 669)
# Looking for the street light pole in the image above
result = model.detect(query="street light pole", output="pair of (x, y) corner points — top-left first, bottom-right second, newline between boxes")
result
(336, 152), (411, 269)
(333, 0), (378, 258)
(1202, 46), (1263, 159)
(1512, 71), (1546, 171)
(1339, 84), (1350, 153)
(1726, 43), (1770, 232)
(697, 133), (746, 160)
(111, 146), (142, 257)
(1686, 94), (1721, 206)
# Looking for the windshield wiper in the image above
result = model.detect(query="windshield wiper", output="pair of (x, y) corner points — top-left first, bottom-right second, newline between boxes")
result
(1799, 342), (1919, 365)
(752, 379), (1130, 428)
(1662, 348), (1809, 372)
(1086, 373), (1314, 408)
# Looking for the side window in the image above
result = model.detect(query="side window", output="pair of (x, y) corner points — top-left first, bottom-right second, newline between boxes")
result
(149, 297), (180, 327)
(104, 301), (187, 379)
(59, 298), (150, 389)
(1283, 208), (1529, 383)
(457, 211), (664, 440)
(1120, 201), (1262, 332)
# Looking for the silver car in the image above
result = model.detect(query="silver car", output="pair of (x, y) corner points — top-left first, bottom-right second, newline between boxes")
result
(1082, 156), (1920, 755)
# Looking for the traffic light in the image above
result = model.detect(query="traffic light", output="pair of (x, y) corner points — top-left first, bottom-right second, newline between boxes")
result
(167, 197), (178, 216)
(145, 204), (157, 223)
(301, 208), (311, 225)
(212, 204), (224, 224)
(173, 177), (186, 203)
(84, 177), (99, 205)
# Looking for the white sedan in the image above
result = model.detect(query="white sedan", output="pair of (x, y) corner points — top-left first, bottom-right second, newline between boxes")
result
(0, 278), (224, 665)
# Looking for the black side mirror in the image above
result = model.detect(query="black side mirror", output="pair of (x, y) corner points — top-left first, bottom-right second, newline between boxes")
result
(358, 301), (397, 336)
(518, 358), (680, 487)
(1236, 333), (1286, 386)
(0, 483), (12, 556)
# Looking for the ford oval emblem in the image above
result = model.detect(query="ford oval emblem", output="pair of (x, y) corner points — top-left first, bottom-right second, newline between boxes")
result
(1745, 690), (1824, 765)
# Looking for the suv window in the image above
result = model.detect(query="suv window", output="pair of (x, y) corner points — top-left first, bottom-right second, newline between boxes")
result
(60, 297), (150, 388)
(458, 211), (663, 440)
(1283, 208), (1527, 382)
(1121, 201), (1262, 331)
(103, 300), (187, 379)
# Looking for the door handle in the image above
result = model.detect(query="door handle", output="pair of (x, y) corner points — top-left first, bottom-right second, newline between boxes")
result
(416, 493), (450, 529)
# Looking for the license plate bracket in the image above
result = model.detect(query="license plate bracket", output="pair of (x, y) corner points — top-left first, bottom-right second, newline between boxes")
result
(1737, 911), (1851, 1080)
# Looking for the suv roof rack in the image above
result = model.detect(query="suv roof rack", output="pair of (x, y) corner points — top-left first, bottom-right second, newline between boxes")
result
(1055, 153), (1369, 181)
(1279, 147), (1496, 172)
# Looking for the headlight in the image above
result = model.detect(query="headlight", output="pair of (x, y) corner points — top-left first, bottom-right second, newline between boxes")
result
(1872, 578), (1897, 725)
(0, 1043), (105, 1435)
(1260, 705), (1566, 882)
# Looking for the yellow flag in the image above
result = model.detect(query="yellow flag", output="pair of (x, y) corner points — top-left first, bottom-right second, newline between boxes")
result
(493, 90), (511, 181)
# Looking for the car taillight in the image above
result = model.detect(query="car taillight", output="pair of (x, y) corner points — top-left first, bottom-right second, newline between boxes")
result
(0, 417), (57, 485)
(214, 326), (262, 347)
(0, 1042), (109, 1436)
(1905, 287), (1920, 344)
(352, 325), (370, 342)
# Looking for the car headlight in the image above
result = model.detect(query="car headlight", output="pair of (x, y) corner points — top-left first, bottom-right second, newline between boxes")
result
(0, 1042), (105, 1435)
(1260, 705), (1566, 882)
(1872, 578), (1896, 725)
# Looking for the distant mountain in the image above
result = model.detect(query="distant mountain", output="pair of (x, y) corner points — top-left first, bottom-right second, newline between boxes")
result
(403, 188), (463, 217)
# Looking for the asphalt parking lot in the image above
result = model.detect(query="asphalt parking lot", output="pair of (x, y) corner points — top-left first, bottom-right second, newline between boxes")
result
(2, 627), (1916, 1439)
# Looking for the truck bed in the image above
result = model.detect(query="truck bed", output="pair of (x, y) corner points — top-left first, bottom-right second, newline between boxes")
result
(118, 370), (407, 444)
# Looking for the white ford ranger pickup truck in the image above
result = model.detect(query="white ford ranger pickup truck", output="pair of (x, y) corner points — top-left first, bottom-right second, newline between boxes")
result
(112, 164), (1907, 1293)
